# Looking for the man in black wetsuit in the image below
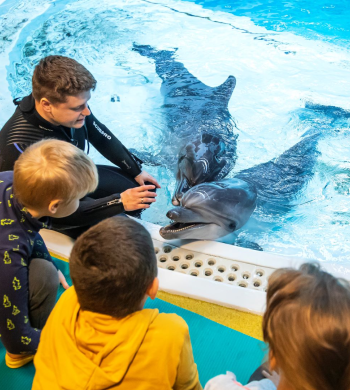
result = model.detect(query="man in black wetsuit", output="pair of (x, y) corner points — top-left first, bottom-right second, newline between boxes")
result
(0, 55), (160, 237)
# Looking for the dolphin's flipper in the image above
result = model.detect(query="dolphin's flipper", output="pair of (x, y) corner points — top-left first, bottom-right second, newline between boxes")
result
(235, 134), (321, 204)
(234, 238), (264, 251)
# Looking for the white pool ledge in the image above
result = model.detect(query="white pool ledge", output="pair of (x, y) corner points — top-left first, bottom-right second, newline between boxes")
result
(40, 217), (349, 316)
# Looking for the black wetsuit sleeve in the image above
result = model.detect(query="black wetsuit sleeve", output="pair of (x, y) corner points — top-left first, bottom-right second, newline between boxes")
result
(0, 144), (22, 172)
(85, 112), (142, 177)
(52, 193), (125, 230)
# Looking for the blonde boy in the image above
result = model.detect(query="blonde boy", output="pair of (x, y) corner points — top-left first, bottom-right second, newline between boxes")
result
(0, 139), (98, 368)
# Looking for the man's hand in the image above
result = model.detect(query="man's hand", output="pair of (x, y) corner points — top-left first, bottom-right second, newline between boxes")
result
(134, 170), (161, 188)
(262, 369), (280, 387)
(121, 185), (157, 211)
(58, 270), (69, 290)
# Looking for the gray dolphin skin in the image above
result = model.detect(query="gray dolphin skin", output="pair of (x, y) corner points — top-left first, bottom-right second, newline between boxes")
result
(160, 132), (326, 240)
(160, 178), (257, 240)
(132, 44), (238, 204)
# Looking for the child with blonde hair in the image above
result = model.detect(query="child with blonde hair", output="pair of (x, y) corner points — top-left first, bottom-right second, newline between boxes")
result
(0, 139), (98, 368)
(205, 263), (350, 390)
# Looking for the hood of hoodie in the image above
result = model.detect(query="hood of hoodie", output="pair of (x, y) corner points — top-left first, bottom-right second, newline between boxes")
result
(35, 287), (159, 390)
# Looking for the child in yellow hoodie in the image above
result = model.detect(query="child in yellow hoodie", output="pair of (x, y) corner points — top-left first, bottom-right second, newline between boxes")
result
(33, 216), (202, 390)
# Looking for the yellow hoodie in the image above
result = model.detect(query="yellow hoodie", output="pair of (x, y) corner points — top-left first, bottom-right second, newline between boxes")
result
(33, 287), (202, 390)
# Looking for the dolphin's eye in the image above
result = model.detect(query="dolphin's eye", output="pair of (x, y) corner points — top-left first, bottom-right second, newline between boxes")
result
(229, 222), (236, 230)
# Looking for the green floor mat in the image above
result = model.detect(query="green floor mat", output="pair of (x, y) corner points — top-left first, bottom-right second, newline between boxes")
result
(0, 259), (266, 389)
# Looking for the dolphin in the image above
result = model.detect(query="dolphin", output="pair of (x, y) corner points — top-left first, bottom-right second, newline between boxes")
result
(132, 44), (238, 204)
(160, 178), (257, 239)
(160, 132), (323, 240)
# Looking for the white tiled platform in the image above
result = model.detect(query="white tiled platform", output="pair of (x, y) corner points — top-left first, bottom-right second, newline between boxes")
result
(40, 217), (347, 316)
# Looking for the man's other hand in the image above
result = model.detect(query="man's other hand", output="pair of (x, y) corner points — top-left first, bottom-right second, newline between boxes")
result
(135, 171), (161, 188)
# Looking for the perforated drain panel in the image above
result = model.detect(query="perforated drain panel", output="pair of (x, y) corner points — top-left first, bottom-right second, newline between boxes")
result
(153, 239), (275, 291)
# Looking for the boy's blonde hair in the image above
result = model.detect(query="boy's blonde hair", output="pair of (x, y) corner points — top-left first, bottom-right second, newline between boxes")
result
(263, 263), (350, 390)
(13, 140), (98, 209)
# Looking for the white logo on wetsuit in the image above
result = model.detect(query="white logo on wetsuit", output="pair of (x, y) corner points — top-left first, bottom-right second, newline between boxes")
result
(122, 160), (131, 169)
(39, 125), (53, 132)
(93, 121), (111, 140)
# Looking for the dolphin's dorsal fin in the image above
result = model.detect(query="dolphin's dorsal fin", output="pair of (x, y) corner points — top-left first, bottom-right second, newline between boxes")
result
(212, 76), (236, 106)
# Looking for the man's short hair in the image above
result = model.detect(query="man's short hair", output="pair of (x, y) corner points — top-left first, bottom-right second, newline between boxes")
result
(70, 217), (158, 318)
(13, 139), (98, 209)
(32, 55), (97, 104)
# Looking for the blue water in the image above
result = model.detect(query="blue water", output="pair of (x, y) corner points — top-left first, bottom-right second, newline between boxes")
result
(0, 0), (349, 267)
(185, 0), (350, 48)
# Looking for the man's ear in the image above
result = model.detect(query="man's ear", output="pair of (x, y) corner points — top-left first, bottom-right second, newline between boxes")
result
(147, 277), (159, 300)
(48, 199), (61, 215)
(40, 98), (52, 113)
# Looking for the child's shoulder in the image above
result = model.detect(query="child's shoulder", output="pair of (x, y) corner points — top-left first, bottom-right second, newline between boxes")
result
(151, 311), (189, 334)
(0, 171), (14, 182)
(0, 171), (14, 195)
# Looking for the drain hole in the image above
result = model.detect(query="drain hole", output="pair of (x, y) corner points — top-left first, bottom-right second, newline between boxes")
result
(208, 258), (216, 266)
(214, 276), (223, 282)
(167, 265), (175, 271)
(163, 245), (172, 253)
(181, 263), (189, 270)
(242, 272), (250, 280)
(159, 256), (167, 263)
(190, 270), (199, 277)
(172, 255), (180, 261)
(231, 264), (239, 272)
(217, 266), (226, 273)
(256, 269), (264, 277)
(254, 281), (261, 288)
(238, 282), (247, 288)
(155, 247), (159, 254)
(194, 261), (203, 268)
(185, 254), (194, 260)
(227, 274), (236, 282)
(204, 269), (213, 276)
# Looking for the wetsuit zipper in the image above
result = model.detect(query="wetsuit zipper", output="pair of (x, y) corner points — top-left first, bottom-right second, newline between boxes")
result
(84, 197), (122, 213)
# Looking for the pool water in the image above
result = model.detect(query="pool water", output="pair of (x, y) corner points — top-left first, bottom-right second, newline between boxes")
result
(185, 0), (350, 49)
(0, 0), (349, 265)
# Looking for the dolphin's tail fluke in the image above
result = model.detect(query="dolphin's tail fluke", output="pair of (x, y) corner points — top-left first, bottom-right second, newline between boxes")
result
(133, 43), (182, 82)
(132, 43), (176, 61)
(305, 102), (350, 119)
(213, 76), (236, 105)
(301, 102), (350, 137)
(133, 43), (237, 107)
